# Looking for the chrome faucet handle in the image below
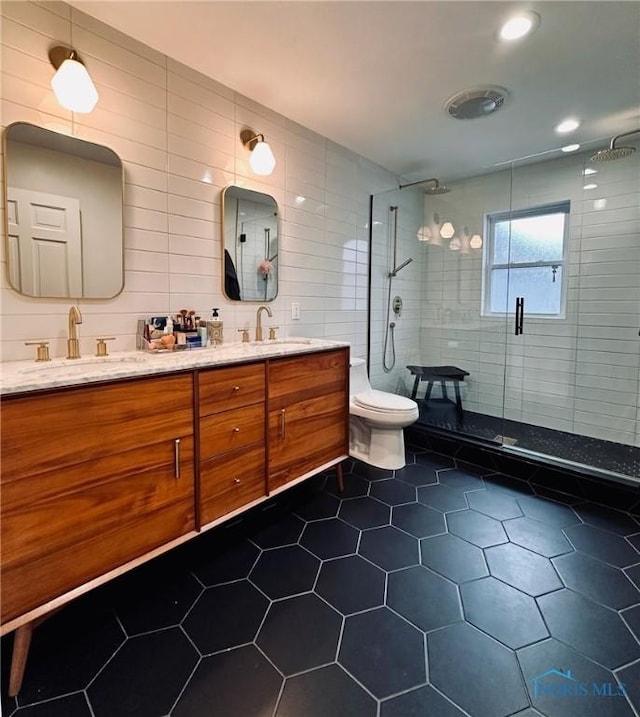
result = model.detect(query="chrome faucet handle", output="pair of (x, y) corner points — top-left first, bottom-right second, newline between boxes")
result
(25, 341), (51, 362)
(237, 329), (250, 343)
(268, 327), (280, 340)
(95, 337), (116, 357)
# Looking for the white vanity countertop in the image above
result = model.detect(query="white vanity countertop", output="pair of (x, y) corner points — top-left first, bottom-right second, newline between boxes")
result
(0, 338), (350, 396)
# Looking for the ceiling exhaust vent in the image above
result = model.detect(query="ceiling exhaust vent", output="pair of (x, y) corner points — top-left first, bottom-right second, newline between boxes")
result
(445, 86), (510, 120)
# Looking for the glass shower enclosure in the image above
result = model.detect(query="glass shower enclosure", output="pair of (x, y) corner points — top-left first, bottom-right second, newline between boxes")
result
(369, 149), (640, 483)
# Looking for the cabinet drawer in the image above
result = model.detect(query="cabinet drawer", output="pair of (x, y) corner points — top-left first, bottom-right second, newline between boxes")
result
(200, 445), (265, 524)
(1, 374), (193, 483)
(1, 437), (195, 623)
(200, 404), (265, 460)
(199, 362), (265, 416)
(268, 348), (348, 408)
(268, 390), (348, 491)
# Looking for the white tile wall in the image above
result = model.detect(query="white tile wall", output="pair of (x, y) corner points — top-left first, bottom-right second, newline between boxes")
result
(0, 0), (402, 364)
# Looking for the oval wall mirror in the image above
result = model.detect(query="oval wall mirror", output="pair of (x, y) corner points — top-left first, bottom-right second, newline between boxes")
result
(3, 122), (124, 299)
(221, 185), (278, 302)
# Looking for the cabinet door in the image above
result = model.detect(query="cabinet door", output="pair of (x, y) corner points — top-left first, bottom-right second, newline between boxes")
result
(267, 349), (349, 490)
(1, 375), (195, 623)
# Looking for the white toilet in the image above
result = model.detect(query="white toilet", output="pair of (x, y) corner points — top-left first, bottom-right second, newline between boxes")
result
(349, 357), (419, 470)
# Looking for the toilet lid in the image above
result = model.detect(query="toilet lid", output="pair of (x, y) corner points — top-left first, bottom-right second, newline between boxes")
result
(354, 390), (416, 412)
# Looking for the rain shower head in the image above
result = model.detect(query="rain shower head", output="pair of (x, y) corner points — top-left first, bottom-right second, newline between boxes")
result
(399, 177), (451, 194)
(590, 129), (639, 162)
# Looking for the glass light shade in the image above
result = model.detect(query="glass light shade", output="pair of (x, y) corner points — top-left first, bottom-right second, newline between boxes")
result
(249, 140), (276, 175)
(449, 237), (462, 251)
(51, 58), (98, 113)
(470, 234), (483, 249)
(440, 221), (455, 239)
(417, 225), (431, 242)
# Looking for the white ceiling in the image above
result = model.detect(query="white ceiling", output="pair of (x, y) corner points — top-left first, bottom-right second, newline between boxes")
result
(73, 1), (640, 183)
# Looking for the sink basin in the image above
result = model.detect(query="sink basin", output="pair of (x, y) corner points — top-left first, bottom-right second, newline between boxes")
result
(19, 355), (148, 376)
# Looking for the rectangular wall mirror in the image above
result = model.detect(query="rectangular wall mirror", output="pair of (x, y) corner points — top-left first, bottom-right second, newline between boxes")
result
(3, 122), (124, 299)
(221, 185), (278, 302)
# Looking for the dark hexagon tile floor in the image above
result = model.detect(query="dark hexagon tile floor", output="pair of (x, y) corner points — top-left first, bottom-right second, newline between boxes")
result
(4, 452), (640, 717)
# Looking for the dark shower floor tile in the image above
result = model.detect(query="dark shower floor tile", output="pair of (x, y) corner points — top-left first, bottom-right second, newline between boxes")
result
(553, 551), (640, 610)
(616, 661), (640, 715)
(418, 408), (640, 478)
(5, 453), (640, 717)
(537, 589), (640, 669)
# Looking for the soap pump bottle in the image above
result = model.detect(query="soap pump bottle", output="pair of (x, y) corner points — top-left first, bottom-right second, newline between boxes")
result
(207, 308), (224, 346)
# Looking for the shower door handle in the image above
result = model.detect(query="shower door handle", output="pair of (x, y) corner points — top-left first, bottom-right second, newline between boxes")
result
(514, 297), (524, 335)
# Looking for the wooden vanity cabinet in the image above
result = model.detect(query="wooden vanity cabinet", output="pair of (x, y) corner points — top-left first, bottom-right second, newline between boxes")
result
(198, 362), (267, 525)
(0, 374), (195, 625)
(267, 347), (349, 491)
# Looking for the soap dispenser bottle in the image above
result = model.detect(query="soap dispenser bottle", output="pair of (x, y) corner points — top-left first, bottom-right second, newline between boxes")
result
(207, 308), (224, 346)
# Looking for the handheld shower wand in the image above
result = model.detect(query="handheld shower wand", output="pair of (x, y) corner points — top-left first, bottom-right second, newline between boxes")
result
(389, 257), (413, 277)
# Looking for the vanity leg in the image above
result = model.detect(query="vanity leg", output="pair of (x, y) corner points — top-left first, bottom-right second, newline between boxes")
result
(336, 462), (344, 493)
(8, 622), (34, 697)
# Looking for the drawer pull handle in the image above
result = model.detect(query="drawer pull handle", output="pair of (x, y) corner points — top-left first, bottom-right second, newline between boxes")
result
(233, 478), (241, 485)
(174, 438), (181, 479)
(233, 385), (240, 392)
(280, 408), (286, 439)
(233, 427), (240, 433)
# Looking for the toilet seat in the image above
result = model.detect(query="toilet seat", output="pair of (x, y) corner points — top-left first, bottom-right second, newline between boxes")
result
(354, 390), (417, 416)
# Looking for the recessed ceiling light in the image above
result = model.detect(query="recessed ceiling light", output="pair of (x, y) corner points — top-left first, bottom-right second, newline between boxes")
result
(583, 183), (598, 190)
(499, 12), (540, 41)
(555, 118), (581, 134)
(561, 144), (581, 153)
(583, 167), (597, 176)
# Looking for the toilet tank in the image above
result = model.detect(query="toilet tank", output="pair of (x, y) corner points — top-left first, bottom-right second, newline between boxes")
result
(349, 357), (371, 396)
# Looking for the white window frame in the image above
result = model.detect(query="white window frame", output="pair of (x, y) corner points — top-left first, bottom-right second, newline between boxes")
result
(481, 201), (570, 319)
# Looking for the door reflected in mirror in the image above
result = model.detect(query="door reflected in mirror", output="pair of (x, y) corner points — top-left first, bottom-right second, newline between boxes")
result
(3, 122), (124, 299)
(221, 185), (278, 302)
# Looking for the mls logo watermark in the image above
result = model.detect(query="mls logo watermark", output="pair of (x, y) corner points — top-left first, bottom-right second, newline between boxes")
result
(532, 668), (627, 699)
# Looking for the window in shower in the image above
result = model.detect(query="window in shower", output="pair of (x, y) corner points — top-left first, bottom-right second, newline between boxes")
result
(483, 201), (570, 316)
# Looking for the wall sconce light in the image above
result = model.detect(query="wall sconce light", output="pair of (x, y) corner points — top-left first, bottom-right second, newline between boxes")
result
(241, 129), (276, 176)
(470, 234), (483, 249)
(417, 225), (431, 242)
(49, 45), (99, 113)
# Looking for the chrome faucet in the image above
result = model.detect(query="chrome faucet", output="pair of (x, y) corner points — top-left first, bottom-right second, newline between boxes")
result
(67, 305), (83, 359)
(255, 305), (273, 342)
